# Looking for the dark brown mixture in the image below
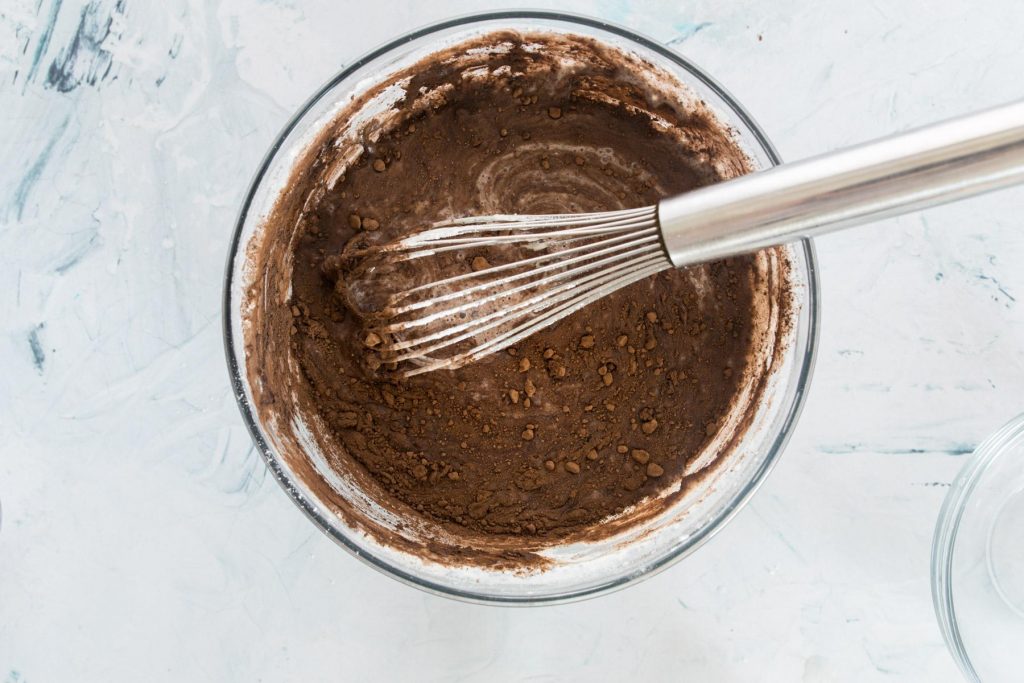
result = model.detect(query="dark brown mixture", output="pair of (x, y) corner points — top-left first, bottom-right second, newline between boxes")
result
(246, 32), (782, 543)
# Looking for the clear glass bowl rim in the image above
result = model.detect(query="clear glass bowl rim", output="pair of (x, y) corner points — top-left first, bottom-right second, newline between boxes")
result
(931, 412), (1024, 680)
(222, 9), (821, 605)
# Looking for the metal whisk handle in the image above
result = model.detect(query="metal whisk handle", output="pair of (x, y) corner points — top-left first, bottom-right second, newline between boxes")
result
(659, 100), (1024, 268)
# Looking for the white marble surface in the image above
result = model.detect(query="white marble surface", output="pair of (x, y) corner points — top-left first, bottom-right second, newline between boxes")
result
(2, 0), (1022, 680)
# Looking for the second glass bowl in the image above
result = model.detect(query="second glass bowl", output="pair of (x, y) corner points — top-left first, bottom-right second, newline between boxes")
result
(933, 412), (1024, 681)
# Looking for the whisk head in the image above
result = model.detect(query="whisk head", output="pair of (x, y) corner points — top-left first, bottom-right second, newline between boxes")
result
(348, 205), (670, 376)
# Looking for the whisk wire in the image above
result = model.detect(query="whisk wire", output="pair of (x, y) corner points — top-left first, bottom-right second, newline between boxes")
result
(397, 227), (659, 299)
(393, 212), (659, 259)
(363, 206), (670, 376)
(381, 238), (665, 331)
(402, 258), (671, 376)
(388, 229), (661, 314)
(396, 206), (656, 245)
(383, 249), (669, 360)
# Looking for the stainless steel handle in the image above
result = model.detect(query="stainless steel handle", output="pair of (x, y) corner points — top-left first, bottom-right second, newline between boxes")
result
(659, 100), (1024, 268)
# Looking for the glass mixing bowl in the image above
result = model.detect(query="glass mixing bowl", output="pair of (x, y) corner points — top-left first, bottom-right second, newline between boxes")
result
(932, 412), (1024, 681)
(223, 11), (820, 604)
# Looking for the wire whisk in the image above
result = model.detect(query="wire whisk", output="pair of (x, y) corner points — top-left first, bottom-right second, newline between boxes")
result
(361, 206), (671, 376)
(351, 100), (1024, 376)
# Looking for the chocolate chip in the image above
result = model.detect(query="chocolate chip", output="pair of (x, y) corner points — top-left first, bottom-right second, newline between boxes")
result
(372, 159), (387, 172)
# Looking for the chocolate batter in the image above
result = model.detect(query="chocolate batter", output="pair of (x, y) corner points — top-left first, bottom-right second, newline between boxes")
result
(244, 32), (790, 549)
